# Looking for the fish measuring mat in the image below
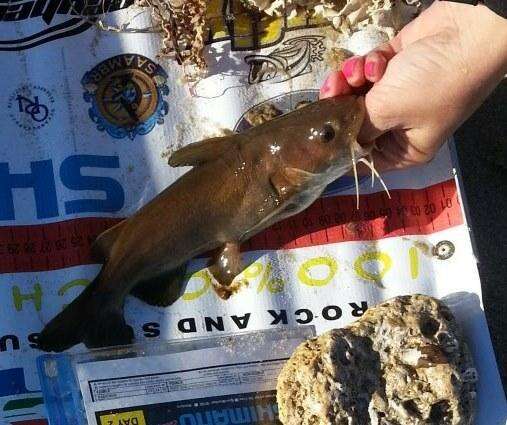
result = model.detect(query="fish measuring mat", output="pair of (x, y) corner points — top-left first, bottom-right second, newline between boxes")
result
(0, 3), (506, 424)
(0, 179), (462, 274)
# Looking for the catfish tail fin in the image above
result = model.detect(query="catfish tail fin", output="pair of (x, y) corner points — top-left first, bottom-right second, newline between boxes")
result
(38, 273), (134, 352)
(37, 277), (97, 352)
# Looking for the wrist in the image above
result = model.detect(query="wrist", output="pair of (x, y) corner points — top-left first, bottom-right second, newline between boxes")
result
(427, 1), (507, 128)
(440, 0), (506, 18)
(444, 2), (507, 79)
(477, 1), (506, 19)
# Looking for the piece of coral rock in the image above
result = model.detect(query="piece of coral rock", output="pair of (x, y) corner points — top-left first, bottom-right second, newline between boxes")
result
(277, 295), (476, 425)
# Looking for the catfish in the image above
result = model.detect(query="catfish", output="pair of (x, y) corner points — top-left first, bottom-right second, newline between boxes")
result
(37, 96), (370, 352)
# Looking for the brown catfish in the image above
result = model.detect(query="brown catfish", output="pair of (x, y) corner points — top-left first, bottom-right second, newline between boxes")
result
(37, 96), (369, 352)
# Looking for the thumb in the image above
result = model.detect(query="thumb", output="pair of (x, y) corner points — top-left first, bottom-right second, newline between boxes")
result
(357, 39), (402, 144)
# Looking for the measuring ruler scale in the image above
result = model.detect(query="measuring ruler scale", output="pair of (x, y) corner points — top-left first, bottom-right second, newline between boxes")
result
(0, 179), (462, 274)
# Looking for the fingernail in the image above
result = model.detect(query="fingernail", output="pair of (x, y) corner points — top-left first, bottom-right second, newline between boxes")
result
(365, 61), (376, 78)
(342, 57), (358, 78)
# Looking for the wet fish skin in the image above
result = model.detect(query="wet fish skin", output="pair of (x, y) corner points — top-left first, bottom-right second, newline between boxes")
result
(37, 96), (368, 352)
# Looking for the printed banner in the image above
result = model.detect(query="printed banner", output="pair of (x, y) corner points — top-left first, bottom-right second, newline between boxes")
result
(1, 1), (506, 424)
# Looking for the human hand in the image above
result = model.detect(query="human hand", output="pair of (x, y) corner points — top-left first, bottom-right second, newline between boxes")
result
(320, 1), (507, 171)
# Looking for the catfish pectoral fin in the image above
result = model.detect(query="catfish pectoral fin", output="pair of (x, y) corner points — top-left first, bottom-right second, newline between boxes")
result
(168, 134), (242, 167)
(270, 171), (298, 199)
(283, 167), (318, 187)
(270, 167), (317, 199)
(130, 264), (188, 307)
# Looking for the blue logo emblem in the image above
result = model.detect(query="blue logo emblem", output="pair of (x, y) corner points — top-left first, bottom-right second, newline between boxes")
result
(7, 84), (55, 131)
(81, 54), (169, 140)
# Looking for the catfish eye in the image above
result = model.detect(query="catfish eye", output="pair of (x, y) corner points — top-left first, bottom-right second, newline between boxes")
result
(319, 124), (335, 143)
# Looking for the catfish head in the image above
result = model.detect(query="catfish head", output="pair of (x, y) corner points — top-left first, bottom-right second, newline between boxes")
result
(253, 95), (370, 185)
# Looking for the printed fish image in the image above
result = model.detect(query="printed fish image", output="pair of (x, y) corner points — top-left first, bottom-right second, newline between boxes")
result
(245, 35), (325, 84)
(37, 96), (370, 352)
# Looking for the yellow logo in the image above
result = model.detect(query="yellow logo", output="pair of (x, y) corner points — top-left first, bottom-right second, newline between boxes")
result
(207, 0), (328, 50)
(100, 410), (146, 425)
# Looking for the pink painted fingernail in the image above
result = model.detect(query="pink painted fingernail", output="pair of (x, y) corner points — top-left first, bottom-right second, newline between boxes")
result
(342, 57), (357, 79)
(365, 61), (376, 78)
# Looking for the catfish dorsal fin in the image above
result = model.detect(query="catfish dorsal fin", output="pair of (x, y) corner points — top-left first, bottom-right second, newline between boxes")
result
(91, 220), (125, 261)
(168, 135), (240, 167)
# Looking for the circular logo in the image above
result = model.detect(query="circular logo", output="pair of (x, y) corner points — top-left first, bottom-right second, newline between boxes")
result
(95, 69), (159, 128)
(234, 90), (367, 196)
(7, 84), (55, 131)
(433, 240), (455, 260)
(82, 54), (169, 140)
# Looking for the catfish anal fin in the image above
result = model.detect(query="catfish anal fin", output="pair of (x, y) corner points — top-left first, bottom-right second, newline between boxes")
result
(91, 220), (126, 262)
(168, 135), (240, 167)
(208, 242), (243, 286)
(130, 264), (188, 307)
(208, 242), (244, 300)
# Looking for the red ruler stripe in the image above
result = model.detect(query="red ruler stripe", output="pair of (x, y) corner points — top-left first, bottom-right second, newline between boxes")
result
(0, 179), (463, 274)
(0, 217), (122, 274)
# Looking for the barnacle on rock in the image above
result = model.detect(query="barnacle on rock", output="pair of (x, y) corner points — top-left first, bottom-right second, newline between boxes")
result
(277, 294), (476, 425)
